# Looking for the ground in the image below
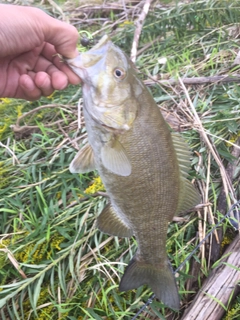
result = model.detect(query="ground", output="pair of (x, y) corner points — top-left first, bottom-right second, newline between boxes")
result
(0, 1), (240, 319)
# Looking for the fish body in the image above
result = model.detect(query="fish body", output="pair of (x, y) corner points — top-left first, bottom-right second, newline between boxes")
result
(67, 35), (200, 309)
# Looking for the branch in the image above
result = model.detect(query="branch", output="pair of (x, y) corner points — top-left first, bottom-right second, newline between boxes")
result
(182, 235), (240, 320)
(10, 104), (73, 138)
(144, 74), (240, 86)
(131, 0), (155, 63)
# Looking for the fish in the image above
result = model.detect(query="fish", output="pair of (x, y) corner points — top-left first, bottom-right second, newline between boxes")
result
(66, 35), (200, 310)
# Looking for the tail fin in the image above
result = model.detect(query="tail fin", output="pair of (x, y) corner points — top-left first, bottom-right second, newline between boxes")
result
(119, 255), (180, 310)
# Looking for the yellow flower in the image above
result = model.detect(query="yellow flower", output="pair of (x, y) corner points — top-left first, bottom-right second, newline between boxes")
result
(56, 191), (62, 199)
(226, 132), (240, 146)
(0, 98), (12, 104)
(220, 232), (234, 255)
(0, 162), (11, 188)
(84, 176), (105, 194)
(119, 20), (134, 27)
(47, 92), (55, 99)
(16, 105), (23, 118)
(0, 124), (8, 134)
(15, 234), (64, 263)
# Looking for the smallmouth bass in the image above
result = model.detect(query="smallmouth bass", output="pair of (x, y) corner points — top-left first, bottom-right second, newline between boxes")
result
(67, 35), (200, 309)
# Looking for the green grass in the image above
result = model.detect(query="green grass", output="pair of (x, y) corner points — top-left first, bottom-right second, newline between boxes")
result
(0, 0), (240, 319)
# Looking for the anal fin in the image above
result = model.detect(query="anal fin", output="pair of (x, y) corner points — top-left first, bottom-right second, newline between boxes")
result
(97, 204), (133, 238)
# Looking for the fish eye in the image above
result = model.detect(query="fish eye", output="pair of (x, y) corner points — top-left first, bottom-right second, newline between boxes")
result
(113, 68), (126, 80)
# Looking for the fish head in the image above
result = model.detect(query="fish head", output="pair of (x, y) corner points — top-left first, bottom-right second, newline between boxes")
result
(67, 35), (143, 132)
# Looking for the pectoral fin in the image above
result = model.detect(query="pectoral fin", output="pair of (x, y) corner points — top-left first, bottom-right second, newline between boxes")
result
(101, 139), (131, 176)
(97, 204), (133, 237)
(69, 143), (96, 173)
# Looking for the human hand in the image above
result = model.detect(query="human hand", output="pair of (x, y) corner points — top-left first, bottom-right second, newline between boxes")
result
(0, 5), (81, 101)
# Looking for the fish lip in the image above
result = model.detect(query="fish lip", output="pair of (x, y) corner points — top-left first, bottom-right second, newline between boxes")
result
(65, 35), (111, 81)
(65, 35), (110, 68)
(66, 58), (89, 83)
(66, 58), (84, 71)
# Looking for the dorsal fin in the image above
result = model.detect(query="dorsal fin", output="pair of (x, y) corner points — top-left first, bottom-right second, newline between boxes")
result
(171, 132), (201, 214)
(171, 132), (192, 178)
(176, 177), (201, 214)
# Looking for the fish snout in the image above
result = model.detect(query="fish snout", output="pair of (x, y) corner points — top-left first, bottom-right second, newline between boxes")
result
(65, 54), (85, 79)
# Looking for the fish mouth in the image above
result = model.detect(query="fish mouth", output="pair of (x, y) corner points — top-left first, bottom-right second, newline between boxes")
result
(66, 35), (111, 72)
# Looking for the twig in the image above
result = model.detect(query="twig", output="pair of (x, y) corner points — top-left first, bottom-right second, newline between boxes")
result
(131, 0), (155, 63)
(10, 104), (74, 136)
(0, 141), (20, 165)
(47, 0), (65, 20)
(137, 35), (162, 56)
(27, 302), (53, 320)
(11, 120), (64, 135)
(204, 130), (240, 150)
(182, 231), (240, 320)
(0, 248), (27, 279)
(14, 104), (71, 128)
(202, 152), (211, 266)
(178, 76), (235, 205)
(15, 104), (73, 126)
(144, 74), (240, 86)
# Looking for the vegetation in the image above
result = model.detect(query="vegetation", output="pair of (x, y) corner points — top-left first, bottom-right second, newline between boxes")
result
(0, 0), (240, 319)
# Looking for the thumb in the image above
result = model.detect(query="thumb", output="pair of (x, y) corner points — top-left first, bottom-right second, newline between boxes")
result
(40, 13), (79, 59)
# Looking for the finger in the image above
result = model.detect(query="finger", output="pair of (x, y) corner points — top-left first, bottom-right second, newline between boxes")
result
(32, 56), (67, 90)
(34, 71), (54, 96)
(52, 56), (81, 85)
(38, 43), (57, 62)
(33, 53), (56, 73)
(41, 18), (79, 59)
(34, 55), (80, 89)
(0, 6), (79, 59)
(41, 43), (81, 85)
(47, 66), (69, 90)
(18, 74), (42, 101)
(39, 67), (68, 91)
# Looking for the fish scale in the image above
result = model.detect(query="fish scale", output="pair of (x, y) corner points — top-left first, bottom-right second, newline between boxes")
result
(67, 35), (200, 309)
